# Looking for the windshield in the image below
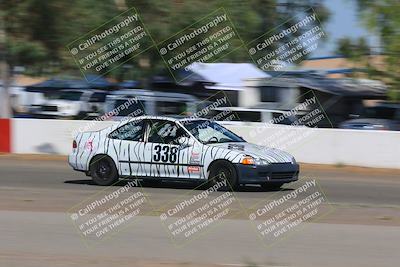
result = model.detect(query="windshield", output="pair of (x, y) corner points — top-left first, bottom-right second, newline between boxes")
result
(59, 91), (83, 101)
(114, 99), (146, 117)
(89, 92), (107, 102)
(182, 120), (245, 144)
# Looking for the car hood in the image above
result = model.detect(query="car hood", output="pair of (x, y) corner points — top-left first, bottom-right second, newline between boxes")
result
(208, 142), (294, 163)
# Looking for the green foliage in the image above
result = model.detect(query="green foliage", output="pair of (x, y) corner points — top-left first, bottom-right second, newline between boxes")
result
(127, 0), (330, 75)
(2, 0), (329, 79)
(345, 0), (400, 101)
(2, 0), (119, 73)
(336, 37), (370, 59)
(6, 39), (47, 65)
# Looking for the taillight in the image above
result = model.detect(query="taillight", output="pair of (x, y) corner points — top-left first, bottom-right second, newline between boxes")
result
(72, 140), (77, 149)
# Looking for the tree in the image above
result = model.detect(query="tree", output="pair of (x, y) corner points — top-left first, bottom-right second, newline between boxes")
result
(126, 0), (329, 74)
(336, 37), (370, 59)
(350, 0), (400, 100)
(0, 9), (11, 118)
(335, 37), (372, 78)
(0, 0), (119, 117)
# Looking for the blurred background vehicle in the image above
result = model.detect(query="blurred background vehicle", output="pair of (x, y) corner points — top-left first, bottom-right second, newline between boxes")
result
(104, 89), (198, 120)
(210, 106), (305, 125)
(30, 89), (106, 119)
(339, 102), (400, 130)
(84, 91), (109, 119)
(3, 65), (393, 130)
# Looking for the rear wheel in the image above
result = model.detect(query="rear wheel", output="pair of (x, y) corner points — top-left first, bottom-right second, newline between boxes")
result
(208, 161), (239, 191)
(261, 183), (284, 191)
(90, 156), (119, 186)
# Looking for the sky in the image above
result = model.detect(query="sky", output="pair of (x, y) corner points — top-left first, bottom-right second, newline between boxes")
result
(313, 0), (380, 57)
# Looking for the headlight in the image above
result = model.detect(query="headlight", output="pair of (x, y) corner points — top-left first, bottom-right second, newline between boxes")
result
(64, 105), (74, 111)
(241, 156), (269, 165)
(255, 158), (270, 165)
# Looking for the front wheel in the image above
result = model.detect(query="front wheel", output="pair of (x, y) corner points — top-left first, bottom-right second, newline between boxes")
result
(90, 156), (119, 186)
(75, 111), (87, 120)
(208, 161), (239, 191)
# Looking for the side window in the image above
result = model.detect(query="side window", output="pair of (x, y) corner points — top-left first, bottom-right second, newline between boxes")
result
(147, 120), (187, 144)
(109, 120), (144, 141)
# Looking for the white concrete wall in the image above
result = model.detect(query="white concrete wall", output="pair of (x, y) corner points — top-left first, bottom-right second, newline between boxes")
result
(12, 119), (115, 155)
(11, 119), (400, 169)
(225, 124), (400, 169)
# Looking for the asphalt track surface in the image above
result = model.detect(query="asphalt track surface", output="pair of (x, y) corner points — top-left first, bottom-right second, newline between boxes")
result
(0, 155), (399, 267)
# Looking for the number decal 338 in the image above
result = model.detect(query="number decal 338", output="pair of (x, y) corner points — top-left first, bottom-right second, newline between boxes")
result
(153, 145), (178, 163)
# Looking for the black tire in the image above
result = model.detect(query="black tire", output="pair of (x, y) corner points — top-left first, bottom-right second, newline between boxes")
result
(261, 183), (284, 191)
(90, 156), (119, 186)
(208, 161), (239, 191)
(75, 111), (87, 120)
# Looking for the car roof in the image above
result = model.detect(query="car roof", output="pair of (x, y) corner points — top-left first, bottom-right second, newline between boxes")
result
(124, 115), (209, 123)
(109, 89), (197, 99)
(60, 89), (102, 94)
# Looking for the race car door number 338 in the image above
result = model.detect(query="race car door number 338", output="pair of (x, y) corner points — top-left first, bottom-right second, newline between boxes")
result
(153, 145), (178, 163)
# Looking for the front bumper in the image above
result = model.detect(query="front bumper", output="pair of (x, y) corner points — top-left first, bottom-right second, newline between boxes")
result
(234, 163), (299, 184)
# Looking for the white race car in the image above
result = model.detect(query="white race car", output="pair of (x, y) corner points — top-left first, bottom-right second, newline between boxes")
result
(68, 116), (299, 189)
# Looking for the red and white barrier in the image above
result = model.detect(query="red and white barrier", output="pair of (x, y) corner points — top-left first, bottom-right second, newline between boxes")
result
(0, 119), (11, 153)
